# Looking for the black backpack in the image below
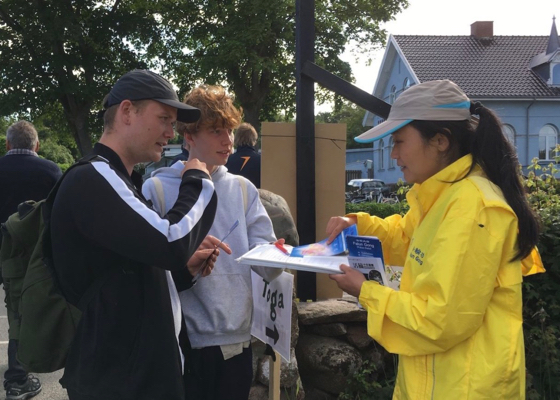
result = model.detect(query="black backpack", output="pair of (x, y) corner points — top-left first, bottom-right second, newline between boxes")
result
(0, 155), (110, 372)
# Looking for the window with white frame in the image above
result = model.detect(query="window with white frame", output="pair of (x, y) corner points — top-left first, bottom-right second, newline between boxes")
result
(379, 139), (385, 170)
(387, 137), (395, 168)
(403, 78), (411, 90)
(539, 124), (559, 160)
(389, 86), (396, 104)
(502, 124), (515, 144)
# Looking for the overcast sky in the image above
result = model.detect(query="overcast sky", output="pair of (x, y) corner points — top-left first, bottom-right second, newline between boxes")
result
(341, 0), (560, 95)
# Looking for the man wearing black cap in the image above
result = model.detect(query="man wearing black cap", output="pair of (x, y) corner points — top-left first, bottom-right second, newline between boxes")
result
(50, 69), (221, 400)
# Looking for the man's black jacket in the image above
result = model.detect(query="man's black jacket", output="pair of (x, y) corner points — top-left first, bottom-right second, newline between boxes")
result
(51, 143), (217, 400)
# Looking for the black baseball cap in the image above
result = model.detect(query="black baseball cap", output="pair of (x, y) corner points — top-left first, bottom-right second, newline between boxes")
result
(103, 69), (201, 123)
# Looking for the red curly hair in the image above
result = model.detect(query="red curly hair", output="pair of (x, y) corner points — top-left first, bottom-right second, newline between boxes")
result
(176, 85), (243, 136)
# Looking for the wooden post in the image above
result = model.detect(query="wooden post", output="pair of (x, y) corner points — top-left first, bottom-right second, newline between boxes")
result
(261, 122), (347, 300)
(268, 351), (281, 400)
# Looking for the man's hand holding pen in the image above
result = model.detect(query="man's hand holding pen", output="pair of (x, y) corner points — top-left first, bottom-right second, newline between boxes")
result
(188, 219), (240, 283)
(187, 235), (232, 278)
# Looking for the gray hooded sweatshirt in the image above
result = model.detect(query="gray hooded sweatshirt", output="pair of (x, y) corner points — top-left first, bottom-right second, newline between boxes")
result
(143, 163), (281, 348)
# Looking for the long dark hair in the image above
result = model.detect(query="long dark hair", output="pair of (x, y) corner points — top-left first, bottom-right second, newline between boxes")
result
(410, 103), (540, 260)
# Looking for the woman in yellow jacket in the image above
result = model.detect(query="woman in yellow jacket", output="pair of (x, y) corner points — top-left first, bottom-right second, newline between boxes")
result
(327, 80), (542, 400)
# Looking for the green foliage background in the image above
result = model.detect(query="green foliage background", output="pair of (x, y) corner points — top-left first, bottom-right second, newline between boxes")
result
(345, 201), (408, 218)
(523, 156), (560, 400)
(0, 0), (164, 155)
(0, 0), (408, 155)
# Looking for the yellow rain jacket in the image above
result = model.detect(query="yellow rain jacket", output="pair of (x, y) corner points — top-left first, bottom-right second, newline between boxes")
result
(350, 155), (543, 400)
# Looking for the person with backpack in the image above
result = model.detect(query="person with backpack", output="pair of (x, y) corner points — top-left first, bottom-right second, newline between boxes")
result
(143, 85), (283, 400)
(0, 120), (60, 400)
(49, 69), (223, 400)
(326, 80), (543, 399)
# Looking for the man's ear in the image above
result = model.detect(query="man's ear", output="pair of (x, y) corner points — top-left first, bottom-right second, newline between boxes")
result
(35, 140), (40, 153)
(118, 100), (134, 125)
(5, 140), (10, 151)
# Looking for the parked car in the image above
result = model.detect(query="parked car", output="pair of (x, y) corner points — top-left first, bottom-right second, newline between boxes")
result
(360, 179), (391, 199)
(347, 178), (373, 191)
(346, 179), (373, 202)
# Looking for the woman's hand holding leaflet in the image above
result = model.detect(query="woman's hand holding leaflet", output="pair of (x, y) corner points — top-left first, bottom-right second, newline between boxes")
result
(329, 264), (366, 298)
(325, 216), (357, 244)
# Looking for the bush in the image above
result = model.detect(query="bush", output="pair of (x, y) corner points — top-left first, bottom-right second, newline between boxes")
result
(338, 359), (396, 400)
(345, 201), (409, 218)
(523, 153), (560, 399)
(38, 138), (75, 168)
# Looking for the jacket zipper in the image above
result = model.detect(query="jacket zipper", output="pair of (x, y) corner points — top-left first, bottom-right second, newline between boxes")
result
(431, 355), (436, 400)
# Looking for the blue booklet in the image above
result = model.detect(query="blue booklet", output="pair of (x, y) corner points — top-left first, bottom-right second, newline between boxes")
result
(346, 235), (388, 286)
(290, 225), (358, 257)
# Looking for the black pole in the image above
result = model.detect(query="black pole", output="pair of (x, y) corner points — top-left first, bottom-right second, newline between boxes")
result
(295, 0), (316, 301)
(302, 61), (391, 119)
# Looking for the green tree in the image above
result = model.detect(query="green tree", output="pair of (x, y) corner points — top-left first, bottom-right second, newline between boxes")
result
(38, 139), (75, 171)
(33, 111), (77, 169)
(0, 116), (16, 157)
(0, 135), (5, 158)
(0, 0), (407, 154)
(0, 0), (166, 156)
(0, 116), (14, 136)
(33, 103), (80, 160)
(157, 0), (408, 131)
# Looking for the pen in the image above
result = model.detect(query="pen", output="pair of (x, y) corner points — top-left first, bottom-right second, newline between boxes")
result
(192, 219), (240, 284)
(275, 242), (289, 255)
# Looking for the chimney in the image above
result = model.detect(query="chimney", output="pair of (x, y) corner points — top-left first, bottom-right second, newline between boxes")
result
(471, 21), (494, 39)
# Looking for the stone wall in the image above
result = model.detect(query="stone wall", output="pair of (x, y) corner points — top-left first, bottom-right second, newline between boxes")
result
(249, 297), (395, 400)
(251, 192), (396, 399)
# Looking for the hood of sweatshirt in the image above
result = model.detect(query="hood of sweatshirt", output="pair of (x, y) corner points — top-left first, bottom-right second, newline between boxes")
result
(151, 162), (227, 183)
